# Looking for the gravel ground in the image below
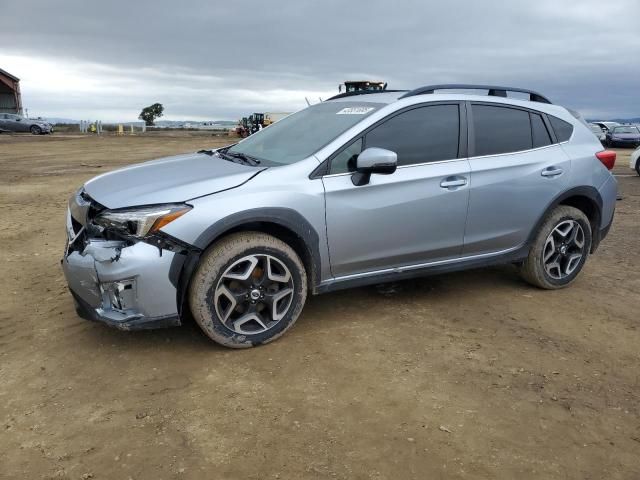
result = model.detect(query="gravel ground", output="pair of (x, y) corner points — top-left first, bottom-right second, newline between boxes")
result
(1, 133), (639, 479)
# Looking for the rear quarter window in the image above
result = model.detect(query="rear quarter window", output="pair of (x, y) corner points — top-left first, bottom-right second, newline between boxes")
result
(549, 116), (574, 142)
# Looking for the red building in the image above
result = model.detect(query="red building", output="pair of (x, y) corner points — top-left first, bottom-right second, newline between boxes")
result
(0, 68), (22, 114)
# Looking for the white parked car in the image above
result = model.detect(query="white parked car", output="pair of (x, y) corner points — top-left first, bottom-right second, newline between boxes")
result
(630, 146), (640, 175)
(589, 123), (606, 144)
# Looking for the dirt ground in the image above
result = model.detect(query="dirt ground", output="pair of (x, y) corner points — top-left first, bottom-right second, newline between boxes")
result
(1, 133), (639, 480)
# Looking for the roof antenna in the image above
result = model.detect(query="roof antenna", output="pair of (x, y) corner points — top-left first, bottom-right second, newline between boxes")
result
(305, 97), (311, 106)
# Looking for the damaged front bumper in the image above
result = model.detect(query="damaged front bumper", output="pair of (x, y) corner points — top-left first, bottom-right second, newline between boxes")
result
(61, 209), (182, 331)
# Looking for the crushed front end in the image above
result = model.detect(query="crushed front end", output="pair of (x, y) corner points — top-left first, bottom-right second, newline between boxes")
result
(61, 189), (192, 330)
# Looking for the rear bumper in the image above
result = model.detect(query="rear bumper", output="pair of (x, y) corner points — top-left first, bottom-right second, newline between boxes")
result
(62, 238), (182, 331)
(592, 175), (617, 252)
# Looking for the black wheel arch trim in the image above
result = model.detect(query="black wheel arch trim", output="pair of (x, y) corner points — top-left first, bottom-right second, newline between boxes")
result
(316, 245), (530, 294)
(526, 186), (604, 253)
(169, 208), (322, 319)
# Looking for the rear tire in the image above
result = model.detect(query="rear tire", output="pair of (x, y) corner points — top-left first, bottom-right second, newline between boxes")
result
(30, 125), (41, 135)
(635, 159), (640, 176)
(189, 232), (307, 348)
(520, 206), (592, 289)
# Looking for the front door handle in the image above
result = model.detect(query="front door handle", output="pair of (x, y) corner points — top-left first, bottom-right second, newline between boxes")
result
(541, 166), (563, 177)
(440, 176), (468, 189)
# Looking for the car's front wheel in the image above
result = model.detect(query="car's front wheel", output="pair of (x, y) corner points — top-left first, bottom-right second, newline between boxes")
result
(520, 206), (592, 289)
(30, 125), (42, 135)
(189, 232), (307, 348)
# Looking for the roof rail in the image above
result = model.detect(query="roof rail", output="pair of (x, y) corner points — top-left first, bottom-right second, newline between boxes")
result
(399, 84), (552, 104)
(326, 89), (408, 101)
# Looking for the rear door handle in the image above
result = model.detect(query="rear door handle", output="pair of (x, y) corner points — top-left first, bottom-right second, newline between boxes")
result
(541, 166), (563, 177)
(440, 176), (468, 189)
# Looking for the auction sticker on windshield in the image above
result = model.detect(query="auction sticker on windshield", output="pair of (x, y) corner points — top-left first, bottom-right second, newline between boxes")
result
(336, 107), (375, 115)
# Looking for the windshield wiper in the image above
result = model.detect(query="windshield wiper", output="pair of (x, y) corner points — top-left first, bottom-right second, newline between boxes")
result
(223, 150), (261, 166)
(197, 149), (216, 156)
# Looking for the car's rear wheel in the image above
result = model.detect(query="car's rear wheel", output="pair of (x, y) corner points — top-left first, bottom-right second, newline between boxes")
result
(189, 232), (307, 348)
(635, 159), (640, 176)
(30, 125), (41, 135)
(520, 206), (592, 289)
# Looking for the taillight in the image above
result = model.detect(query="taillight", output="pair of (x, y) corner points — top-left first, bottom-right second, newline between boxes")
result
(596, 150), (616, 170)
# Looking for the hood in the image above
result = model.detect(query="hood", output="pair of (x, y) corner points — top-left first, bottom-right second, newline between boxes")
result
(84, 151), (265, 209)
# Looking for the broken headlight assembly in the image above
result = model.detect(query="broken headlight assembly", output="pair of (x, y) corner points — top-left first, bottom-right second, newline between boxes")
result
(93, 204), (192, 240)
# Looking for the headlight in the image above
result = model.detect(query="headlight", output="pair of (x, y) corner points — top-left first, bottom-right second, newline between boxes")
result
(94, 204), (191, 238)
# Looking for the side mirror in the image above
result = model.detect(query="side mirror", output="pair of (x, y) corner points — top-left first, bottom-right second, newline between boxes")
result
(351, 147), (398, 186)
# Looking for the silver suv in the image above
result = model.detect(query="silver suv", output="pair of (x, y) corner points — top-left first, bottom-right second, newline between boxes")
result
(62, 84), (618, 348)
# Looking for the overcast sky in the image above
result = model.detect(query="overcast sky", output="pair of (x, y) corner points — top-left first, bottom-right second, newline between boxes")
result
(1, 0), (639, 122)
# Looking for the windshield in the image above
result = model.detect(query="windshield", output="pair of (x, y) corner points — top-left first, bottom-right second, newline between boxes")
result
(228, 101), (383, 165)
(613, 126), (639, 134)
(589, 125), (602, 133)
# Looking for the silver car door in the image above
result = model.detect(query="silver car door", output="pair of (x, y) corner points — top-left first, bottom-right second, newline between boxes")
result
(322, 103), (471, 278)
(463, 103), (571, 255)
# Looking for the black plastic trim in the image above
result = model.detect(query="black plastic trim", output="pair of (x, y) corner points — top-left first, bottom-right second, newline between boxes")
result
(596, 210), (614, 251)
(170, 208), (323, 317)
(69, 289), (181, 330)
(464, 101), (474, 158)
(525, 186), (603, 253)
(400, 84), (552, 104)
(309, 160), (329, 179)
(315, 246), (529, 294)
(541, 113), (559, 144)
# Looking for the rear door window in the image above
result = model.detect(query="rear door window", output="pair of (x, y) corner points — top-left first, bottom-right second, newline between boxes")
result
(472, 104), (532, 156)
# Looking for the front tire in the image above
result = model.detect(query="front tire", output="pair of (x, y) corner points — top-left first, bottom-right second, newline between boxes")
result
(30, 125), (42, 135)
(189, 232), (307, 348)
(635, 159), (640, 176)
(520, 206), (592, 289)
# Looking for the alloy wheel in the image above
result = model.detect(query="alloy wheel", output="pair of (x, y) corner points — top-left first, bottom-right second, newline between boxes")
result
(542, 220), (586, 280)
(214, 254), (294, 335)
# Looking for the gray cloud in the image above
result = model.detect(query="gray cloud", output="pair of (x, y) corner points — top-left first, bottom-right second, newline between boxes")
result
(2, 0), (639, 121)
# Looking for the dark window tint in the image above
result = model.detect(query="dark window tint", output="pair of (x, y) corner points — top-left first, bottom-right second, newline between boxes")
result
(330, 138), (363, 174)
(549, 115), (574, 142)
(531, 113), (552, 148)
(365, 105), (460, 166)
(472, 105), (532, 156)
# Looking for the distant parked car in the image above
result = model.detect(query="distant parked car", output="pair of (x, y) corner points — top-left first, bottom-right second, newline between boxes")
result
(0, 113), (53, 134)
(630, 146), (640, 175)
(605, 125), (640, 148)
(589, 123), (606, 144)
(592, 121), (620, 134)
